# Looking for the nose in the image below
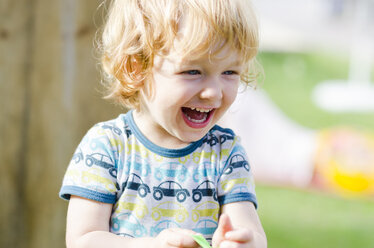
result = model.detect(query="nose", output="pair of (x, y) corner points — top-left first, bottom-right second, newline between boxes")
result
(199, 77), (223, 102)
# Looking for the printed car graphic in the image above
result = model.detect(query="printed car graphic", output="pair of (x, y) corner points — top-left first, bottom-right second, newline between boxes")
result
(202, 133), (219, 146)
(192, 201), (219, 222)
(122, 173), (151, 197)
(151, 201), (189, 223)
(71, 148), (83, 163)
(154, 162), (189, 182)
(90, 136), (124, 154)
(64, 169), (80, 185)
(192, 162), (218, 182)
(123, 124), (132, 138)
(220, 174), (250, 192)
(125, 154), (151, 176)
(192, 219), (218, 236)
(150, 220), (181, 236)
(117, 233), (134, 238)
(153, 181), (190, 202)
(114, 195), (148, 219)
(81, 168), (120, 192)
(102, 123), (122, 135)
(192, 180), (217, 202)
(85, 152), (117, 178)
(230, 185), (250, 194)
(223, 154), (249, 175)
(111, 213), (147, 237)
(219, 133), (234, 144)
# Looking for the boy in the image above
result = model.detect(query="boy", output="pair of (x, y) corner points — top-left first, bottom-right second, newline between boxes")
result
(60, 0), (267, 247)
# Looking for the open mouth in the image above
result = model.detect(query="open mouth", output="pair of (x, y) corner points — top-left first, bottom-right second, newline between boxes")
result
(181, 107), (214, 128)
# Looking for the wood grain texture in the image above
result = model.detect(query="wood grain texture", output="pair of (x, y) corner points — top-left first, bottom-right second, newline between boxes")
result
(0, 0), (123, 247)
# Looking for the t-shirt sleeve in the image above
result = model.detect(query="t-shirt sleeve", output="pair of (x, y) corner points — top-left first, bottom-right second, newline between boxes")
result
(217, 137), (258, 208)
(59, 124), (120, 204)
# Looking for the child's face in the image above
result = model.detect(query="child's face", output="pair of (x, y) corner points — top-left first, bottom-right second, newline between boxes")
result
(134, 45), (242, 148)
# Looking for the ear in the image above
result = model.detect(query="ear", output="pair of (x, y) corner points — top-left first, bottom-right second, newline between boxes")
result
(127, 54), (144, 78)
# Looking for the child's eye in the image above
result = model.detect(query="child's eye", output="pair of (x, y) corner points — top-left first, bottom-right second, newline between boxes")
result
(182, 70), (201, 75)
(222, 70), (237, 75)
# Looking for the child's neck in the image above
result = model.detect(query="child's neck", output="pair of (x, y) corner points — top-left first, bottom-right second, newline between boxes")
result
(132, 110), (192, 149)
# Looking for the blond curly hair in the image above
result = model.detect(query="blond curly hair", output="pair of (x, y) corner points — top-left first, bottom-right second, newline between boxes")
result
(99, 0), (260, 109)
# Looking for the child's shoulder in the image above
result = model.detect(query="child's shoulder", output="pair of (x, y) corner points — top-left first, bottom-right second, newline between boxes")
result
(87, 113), (132, 139)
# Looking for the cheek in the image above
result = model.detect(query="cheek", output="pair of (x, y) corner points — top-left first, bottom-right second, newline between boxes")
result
(223, 82), (240, 105)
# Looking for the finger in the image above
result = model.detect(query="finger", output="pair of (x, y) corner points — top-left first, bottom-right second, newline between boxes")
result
(225, 229), (254, 243)
(220, 240), (250, 248)
(166, 229), (199, 247)
(178, 228), (199, 236)
(212, 214), (234, 248)
(217, 214), (234, 235)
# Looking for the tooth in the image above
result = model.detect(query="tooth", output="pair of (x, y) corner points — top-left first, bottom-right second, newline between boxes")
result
(186, 114), (208, 123)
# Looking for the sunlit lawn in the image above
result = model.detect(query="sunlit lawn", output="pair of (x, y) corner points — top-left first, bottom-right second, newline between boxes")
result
(255, 52), (374, 248)
(258, 52), (374, 131)
(256, 185), (374, 248)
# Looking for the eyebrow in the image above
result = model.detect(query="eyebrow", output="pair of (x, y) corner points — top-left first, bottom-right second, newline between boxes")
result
(180, 57), (242, 68)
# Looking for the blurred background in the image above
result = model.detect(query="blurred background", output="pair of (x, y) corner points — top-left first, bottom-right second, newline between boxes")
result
(0, 0), (373, 248)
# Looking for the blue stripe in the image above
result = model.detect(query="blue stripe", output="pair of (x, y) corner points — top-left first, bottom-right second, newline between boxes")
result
(211, 125), (235, 136)
(59, 185), (117, 204)
(218, 192), (258, 209)
(125, 110), (204, 158)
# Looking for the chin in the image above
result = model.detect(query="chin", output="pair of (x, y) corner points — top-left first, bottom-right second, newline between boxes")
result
(181, 130), (210, 143)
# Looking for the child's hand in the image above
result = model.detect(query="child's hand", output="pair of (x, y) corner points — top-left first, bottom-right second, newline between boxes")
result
(212, 214), (255, 248)
(153, 228), (200, 248)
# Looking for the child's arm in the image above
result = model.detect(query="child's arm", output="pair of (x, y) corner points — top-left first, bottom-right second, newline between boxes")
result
(66, 196), (199, 248)
(212, 202), (267, 248)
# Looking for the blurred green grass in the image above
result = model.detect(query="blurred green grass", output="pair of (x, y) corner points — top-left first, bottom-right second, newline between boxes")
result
(255, 52), (374, 248)
(257, 52), (374, 132)
(256, 184), (374, 248)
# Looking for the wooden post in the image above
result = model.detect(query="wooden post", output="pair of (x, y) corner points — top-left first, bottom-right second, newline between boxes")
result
(0, 0), (122, 247)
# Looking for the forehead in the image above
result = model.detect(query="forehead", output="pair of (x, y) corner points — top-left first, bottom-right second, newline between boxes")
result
(161, 43), (242, 68)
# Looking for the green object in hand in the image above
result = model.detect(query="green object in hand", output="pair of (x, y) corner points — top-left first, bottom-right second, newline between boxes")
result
(191, 234), (212, 248)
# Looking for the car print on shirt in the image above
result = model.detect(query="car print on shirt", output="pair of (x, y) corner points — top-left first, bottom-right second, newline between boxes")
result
(117, 233), (134, 238)
(202, 133), (219, 146)
(230, 185), (250, 194)
(122, 173), (151, 197)
(154, 162), (189, 182)
(123, 123), (132, 138)
(151, 201), (189, 223)
(64, 168), (81, 186)
(111, 213), (147, 237)
(82, 168), (120, 192)
(153, 181), (190, 202)
(85, 152), (117, 178)
(89, 136), (124, 156)
(220, 173), (250, 192)
(125, 154), (151, 177)
(191, 201), (219, 222)
(192, 162), (218, 182)
(102, 123), (122, 136)
(192, 180), (217, 202)
(71, 148), (83, 163)
(223, 154), (250, 175)
(114, 194), (149, 219)
(150, 220), (181, 236)
(192, 219), (218, 236)
(219, 133), (234, 144)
